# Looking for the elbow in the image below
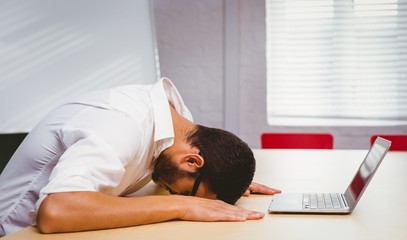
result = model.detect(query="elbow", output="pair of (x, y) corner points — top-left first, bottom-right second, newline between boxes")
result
(37, 215), (56, 234)
(36, 194), (65, 234)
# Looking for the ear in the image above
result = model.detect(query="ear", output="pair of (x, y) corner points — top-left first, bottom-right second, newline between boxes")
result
(178, 152), (204, 173)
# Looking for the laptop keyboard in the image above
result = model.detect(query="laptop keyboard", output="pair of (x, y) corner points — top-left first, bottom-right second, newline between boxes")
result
(302, 193), (344, 210)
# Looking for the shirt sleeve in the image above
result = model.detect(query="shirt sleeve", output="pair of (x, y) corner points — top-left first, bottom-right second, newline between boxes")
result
(35, 127), (127, 211)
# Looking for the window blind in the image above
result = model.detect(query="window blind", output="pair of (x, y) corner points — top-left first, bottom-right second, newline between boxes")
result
(266, 0), (407, 125)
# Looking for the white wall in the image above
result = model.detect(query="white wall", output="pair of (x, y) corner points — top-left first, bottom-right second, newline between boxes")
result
(153, 0), (407, 149)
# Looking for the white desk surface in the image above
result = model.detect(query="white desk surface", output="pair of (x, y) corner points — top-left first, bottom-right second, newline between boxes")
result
(3, 149), (407, 240)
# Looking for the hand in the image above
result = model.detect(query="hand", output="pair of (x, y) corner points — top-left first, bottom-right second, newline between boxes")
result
(179, 196), (265, 222)
(242, 182), (281, 196)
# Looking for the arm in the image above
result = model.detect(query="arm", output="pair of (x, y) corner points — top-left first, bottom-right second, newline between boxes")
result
(37, 191), (264, 233)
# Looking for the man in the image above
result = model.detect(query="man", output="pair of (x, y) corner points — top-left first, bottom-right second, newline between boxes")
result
(0, 78), (280, 236)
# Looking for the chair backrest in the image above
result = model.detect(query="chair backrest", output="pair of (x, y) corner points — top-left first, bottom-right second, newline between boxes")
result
(0, 133), (28, 173)
(261, 133), (334, 149)
(370, 135), (407, 151)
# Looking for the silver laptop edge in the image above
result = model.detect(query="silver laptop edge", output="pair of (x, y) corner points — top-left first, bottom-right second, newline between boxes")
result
(268, 137), (391, 214)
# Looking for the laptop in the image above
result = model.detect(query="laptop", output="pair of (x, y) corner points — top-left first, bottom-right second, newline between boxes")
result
(268, 136), (391, 214)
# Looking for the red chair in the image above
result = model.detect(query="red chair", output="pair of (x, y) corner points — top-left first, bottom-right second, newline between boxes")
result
(370, 135), (407, 151)
(261, 133), (334, 149)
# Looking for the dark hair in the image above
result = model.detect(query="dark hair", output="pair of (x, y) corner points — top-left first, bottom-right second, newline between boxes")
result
(187, 125), (255, 204)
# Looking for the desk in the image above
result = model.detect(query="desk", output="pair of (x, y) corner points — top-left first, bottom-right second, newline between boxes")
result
(3, 149), (407, 240)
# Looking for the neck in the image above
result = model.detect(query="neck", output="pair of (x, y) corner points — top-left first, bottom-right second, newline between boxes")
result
(169, 102), (195, 141)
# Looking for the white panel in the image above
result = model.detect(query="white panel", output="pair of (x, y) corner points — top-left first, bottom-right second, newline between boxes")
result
(0, 0), (159, 132)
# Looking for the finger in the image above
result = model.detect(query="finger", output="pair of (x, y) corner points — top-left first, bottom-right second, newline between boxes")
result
(219, 203), (264, 220)
(245, 211), (265, 220)
(220, 207), (264, 221)
(181, 197), (265, 222)
(199, 200), (263, 221)
(242, 189), (250, 196)
(249, 182), (281, 195)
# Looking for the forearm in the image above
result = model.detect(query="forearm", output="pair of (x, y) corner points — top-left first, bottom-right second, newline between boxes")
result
(37, 190), (265, 234)
(37, 192), (185, 233)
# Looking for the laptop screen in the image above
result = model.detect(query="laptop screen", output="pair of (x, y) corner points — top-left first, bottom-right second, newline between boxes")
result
(345, 138), (390, 207)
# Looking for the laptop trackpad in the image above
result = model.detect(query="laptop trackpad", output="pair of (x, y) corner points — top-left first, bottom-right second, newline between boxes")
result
(269, 193), (303, 212)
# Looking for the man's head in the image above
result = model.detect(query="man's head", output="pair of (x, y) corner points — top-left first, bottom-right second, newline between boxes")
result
(152, 125), (255, 204)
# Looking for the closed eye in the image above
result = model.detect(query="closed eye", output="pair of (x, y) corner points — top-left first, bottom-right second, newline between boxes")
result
(168, 189), (177, 195)
(161, 183), (189, 196)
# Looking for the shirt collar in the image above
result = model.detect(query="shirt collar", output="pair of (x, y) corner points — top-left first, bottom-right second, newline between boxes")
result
(149, 77), (193, 157)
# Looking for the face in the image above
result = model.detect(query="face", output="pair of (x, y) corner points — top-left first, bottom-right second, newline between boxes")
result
(152, 151), (216, 199)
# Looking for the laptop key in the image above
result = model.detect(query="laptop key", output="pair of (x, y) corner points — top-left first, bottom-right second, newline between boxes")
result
(302, 193), (346, 210)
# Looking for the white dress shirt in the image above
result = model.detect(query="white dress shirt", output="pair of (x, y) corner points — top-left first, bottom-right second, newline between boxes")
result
(0, 78), (193, 236)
